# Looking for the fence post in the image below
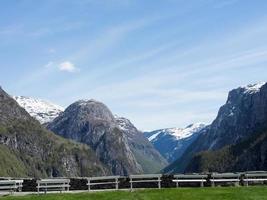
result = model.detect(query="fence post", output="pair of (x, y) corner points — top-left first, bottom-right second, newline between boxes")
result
(20, 182), (22, 192)
(130, 177), (133, 191)
(211, 181), (215, 187)
(116, 178), (119, 190)
(158, 177), (161, 189)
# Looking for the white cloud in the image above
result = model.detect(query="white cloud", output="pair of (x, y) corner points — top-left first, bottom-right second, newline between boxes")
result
(59, 61), (79, 73)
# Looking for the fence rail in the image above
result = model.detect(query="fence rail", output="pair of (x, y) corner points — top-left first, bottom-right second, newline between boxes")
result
(1, 172), (267, 194)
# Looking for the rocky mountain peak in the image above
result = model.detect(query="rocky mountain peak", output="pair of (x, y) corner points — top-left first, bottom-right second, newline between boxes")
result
(242, 82), (266, 94)
(213, 82), (267, 139)
(65, 99), (116, 123)
(47, 100), (144, 175)
(115, 116), (138, 132)
(226, 82), (267, 105)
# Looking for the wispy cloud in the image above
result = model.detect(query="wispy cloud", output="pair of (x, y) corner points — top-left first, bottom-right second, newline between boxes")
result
(67, 15), (170, 63)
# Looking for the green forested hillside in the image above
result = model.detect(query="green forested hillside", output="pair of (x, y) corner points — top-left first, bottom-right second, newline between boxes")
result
(186, 129), (267, 172)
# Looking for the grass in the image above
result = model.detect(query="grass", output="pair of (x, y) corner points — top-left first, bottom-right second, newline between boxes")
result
(1, 187), (267, 200)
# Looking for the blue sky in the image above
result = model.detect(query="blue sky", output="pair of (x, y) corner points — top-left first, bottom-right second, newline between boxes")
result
(1, 0), (267, 130)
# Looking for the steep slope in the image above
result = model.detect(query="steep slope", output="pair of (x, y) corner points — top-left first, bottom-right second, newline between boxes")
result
(116, 116), (168, 173)
(164, 82), (267, 173)
(186, 128), (267, 172)
(47, 100), (142, 175)
(13, 96), (64, 124)
(0, 87), (107, 177)
(144, 123), (206, 162)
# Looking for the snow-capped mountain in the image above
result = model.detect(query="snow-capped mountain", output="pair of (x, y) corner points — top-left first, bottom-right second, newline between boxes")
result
(13, 96), (64, 124)
(144, 123), (207, 162)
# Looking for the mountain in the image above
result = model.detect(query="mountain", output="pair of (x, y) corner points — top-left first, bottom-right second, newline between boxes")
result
(164, 82), (267, 173)
(0, 87), (108, 177)
(144, 123), (206, 162)
(13, 96), (64, 124)
(116, 116), (168, 173)
(47, 99), (143, 175)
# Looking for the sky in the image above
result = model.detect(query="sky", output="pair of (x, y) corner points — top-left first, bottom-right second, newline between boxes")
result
(1, 0), (267, 130)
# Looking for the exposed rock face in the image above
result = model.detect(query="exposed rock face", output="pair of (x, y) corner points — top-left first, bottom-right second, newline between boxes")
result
(13, 96), (64, 124)
(0, 87), (107, 178)
(144, 123), (206, 163)
(47, 100), (143, 175)
(116, 116), (168, 173)
(164, 82), (267, 173)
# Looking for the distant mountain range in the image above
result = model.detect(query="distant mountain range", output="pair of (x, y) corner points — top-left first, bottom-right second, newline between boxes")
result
(144, 123), (206, 163)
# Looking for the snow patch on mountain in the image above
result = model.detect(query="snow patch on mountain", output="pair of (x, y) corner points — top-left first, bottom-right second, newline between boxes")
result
(148, 123), (206, 142)
(148, 131), (162, 141)
(13, 96), (64, 124)
(144, 123), (207, 162)
(242, 82), (266, 94)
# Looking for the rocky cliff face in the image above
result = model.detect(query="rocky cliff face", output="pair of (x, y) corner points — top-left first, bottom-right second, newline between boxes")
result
(47, 100), (143, 175)
(0, 87), (107, 178)
(116, 116), (168, 173)
(201, 82), (267, 151)
(164, 82), (267, 173)
(144, 123), (206, 163)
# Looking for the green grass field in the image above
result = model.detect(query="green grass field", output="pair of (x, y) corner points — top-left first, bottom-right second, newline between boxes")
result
(1, 187), (267, 200)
